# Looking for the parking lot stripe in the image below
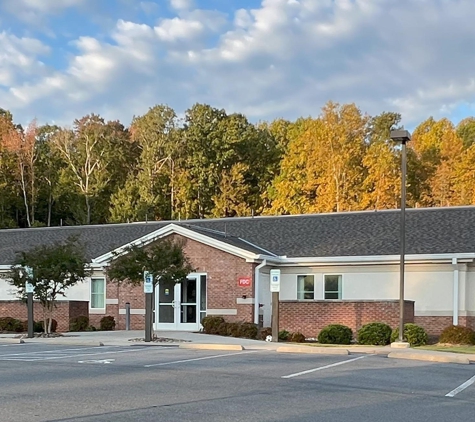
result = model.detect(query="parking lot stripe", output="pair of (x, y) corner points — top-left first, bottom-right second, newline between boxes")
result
(282, 355), (368, 379)
(0, 345), (118, 357)
(144, 350), (259, 367)
(445, 374), (475, 397)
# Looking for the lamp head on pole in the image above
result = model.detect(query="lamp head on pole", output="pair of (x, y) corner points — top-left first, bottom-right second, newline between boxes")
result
(390, 129), (411, 144)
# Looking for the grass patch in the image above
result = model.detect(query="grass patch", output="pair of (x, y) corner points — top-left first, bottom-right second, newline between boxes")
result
(416, 344), (475, 354)
(297, 343), (385, 348)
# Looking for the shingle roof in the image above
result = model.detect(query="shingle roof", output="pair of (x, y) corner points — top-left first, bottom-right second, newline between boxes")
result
(1, 206), (475, 264)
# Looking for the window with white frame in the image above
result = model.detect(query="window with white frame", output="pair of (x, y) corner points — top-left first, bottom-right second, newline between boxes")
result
(297, 275), (315, 300)
(91, 278), (105, 309)
(324, 274), (342, 299)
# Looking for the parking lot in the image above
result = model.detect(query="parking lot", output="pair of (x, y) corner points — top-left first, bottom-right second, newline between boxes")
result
(0, 342), (474, 422)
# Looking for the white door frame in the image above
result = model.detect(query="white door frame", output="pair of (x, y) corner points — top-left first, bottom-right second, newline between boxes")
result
(154, 273), (206, 331)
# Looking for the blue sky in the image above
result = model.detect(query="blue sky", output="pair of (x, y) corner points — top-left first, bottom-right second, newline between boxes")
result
(1, 0), (475, 128)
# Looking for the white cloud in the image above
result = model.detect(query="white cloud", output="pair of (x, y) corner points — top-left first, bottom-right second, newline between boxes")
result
(170, 0), (194, 11)
(3, 0), (475, 128)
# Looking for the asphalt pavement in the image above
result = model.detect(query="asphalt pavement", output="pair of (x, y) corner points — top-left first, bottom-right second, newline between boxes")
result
(0, 341), (474, 422)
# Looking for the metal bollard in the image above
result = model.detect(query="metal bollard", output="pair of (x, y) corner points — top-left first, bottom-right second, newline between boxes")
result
(125, 302), (131, 331)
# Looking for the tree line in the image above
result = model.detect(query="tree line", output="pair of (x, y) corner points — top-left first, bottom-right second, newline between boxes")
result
(1, 101), (475, 228)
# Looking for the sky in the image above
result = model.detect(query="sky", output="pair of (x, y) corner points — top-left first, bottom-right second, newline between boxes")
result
(1, 0), (475, 128)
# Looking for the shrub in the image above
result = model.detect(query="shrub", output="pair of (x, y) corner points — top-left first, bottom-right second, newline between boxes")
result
(239, 322), (258, 339)
(259, 327), (272, 340)
(391, 323), (428, 346)
(279, 330), (290, 341)
(69, 316), (89, 332)
(318, 324), (353, 345)
(227, 322), (242, 337)
(86, 325), (97, 331)
(439, 325), (475, 345)
(34, 319), (58, 333)
(100, 316), (116, 331)
(202, 316), (225, 334)
(0, 317), (23, 332)
(357, 322), (392, 345)
(289, 332), (306, 343)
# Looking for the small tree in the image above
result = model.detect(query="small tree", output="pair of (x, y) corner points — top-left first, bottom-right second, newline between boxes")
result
(106, 238), (194, 287)
(7, 236), (90, 335)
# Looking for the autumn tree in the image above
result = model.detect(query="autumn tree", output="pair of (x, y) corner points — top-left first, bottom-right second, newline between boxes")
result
(361, 112), (402, 209)
(410, 117), (464, 207)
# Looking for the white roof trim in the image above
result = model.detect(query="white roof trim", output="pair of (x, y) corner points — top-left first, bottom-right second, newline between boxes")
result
(92, 224), (260, 264)
(255, 253), (475, 266)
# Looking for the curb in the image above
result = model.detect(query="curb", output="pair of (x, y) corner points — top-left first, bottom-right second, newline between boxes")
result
(0, 338), (24, 344)
(277, 346), (349, 355)
(179, 343), (244, 351)
(388, 351), (470, 365)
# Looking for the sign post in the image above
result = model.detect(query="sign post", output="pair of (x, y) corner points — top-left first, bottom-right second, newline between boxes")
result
(270, 269), (281, 343)
(25, 266), (34, 339)
(144, 271), (154, 343)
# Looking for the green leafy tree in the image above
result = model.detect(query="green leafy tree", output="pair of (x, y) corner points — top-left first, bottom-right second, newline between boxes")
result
(456, 117), (475, 149)
(7, 236), (90, 334)
(106, 238), (194, 287)
(110, 105), (178, 222)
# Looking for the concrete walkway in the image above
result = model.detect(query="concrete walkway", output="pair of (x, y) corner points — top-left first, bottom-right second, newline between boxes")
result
(1, 330), (475, 364)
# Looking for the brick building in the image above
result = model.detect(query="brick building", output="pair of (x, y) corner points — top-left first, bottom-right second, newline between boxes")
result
(2, 206), (475, 336)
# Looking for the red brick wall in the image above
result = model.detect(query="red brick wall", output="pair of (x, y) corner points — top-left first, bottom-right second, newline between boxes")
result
(99, 234), (256, 330)
(279, 300), (415, 338)
(0, 300), (89, 332)
(414, 316), (475, 336)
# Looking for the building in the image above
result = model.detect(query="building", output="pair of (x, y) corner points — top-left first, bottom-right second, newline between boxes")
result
(1, 206), (475, 336)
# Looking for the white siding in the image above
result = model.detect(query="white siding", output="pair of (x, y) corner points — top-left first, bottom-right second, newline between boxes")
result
(278, 263), (457, 316)
(0, 278), (18, 299)
(259, 273), (271, 327)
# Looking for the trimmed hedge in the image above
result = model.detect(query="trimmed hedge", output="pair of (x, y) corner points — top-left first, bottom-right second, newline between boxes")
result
(439, 325), (475, 345)
(0, 317), (23, 332)
(278, 330), (290, 341)
(69, 316), (89, 332)
(100, 316), (116, 331)
(318, 324), (353, 345)
(201, 316), (258, 339)
(391, 323), (428, 346)
(357, 322), (392, 345)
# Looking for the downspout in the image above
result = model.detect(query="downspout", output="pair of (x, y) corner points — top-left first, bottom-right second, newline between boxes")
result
(453, 257), (459, 326)
(254, 259), (267, 325)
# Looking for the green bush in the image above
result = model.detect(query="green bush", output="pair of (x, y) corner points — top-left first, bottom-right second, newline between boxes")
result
(226, 322), (241, 337)
(318, 324), (353, 345)
(289, 332), (306, 343)
(202, 316), (225, 334)
(0, 317), (23, 332)
(279, 330), (290, 341)
(34, 319), (58, 333)
(239, 322), (258, 339)
(259, 327), (272, 340)
(69, 316), (89, 332)
(100, 316), (116, 331)
(439, 325), (475, 345)
(357, 322), (392, 345)
(391, 323), (428, 346)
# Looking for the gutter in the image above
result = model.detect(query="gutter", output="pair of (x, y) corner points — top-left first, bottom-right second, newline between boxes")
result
(254, 259), (267, 325)
(453, 257), (459, 325)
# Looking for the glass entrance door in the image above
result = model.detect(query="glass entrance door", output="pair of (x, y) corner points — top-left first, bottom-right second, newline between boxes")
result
(154, 274), (206, 331)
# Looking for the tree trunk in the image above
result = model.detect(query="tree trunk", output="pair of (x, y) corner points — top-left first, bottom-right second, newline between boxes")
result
(47, 192), (52, 227)
(85, 195), (91, 225)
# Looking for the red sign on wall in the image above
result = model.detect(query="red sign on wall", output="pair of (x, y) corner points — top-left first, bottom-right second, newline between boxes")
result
(238, 277), (252, 287)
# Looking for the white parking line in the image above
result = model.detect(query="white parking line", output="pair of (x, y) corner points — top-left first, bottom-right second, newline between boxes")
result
(446, 375), (475, 397)
(282, 355), (369, 379)
(0, 346), (118, 357)
(0, 347), (148, 362)
(144, 350), (259, 367)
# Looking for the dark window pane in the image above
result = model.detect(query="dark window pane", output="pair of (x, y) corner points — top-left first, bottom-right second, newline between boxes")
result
(325, 276), (339, 292)
(304, 292), (314, 300)
(325, 292), (339, 300)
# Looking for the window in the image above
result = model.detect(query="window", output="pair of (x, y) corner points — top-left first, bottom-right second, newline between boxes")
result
(297, 275), (315, 300)
(91, 278), (105, 309)
(324, 275), (342, 299)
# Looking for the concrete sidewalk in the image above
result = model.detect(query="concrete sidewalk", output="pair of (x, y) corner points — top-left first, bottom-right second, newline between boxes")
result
(1, 330), (475, 364)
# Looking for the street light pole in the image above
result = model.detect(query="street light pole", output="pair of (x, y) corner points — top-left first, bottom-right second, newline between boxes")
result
(390, 129), (411, 346)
